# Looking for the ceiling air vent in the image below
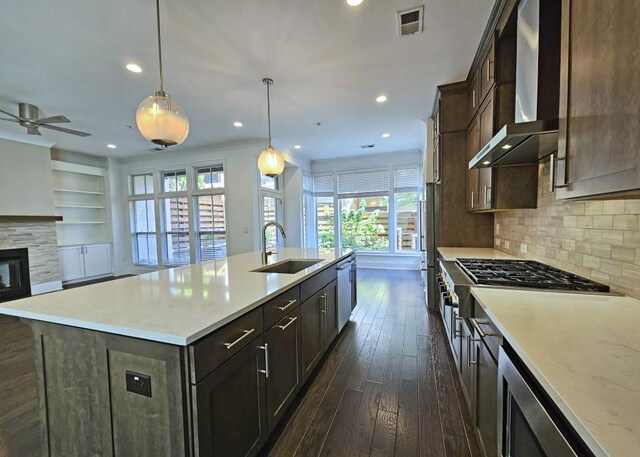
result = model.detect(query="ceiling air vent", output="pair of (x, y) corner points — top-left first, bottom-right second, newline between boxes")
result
(360, 144), (375, 149)
(397, 6), (424, 37)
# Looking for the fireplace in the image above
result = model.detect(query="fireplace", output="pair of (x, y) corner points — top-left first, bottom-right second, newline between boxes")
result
(0, 248), (31, 303)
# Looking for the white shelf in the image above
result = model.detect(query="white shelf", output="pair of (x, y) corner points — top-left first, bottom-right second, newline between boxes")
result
(53, 188), (105, 195)
(55, 204), (106, 209)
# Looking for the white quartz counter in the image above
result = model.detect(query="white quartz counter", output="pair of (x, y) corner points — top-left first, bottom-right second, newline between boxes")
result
(437, 247), (516, 261)
(471, 287), (640, 457)
(0, 248), (352, 346)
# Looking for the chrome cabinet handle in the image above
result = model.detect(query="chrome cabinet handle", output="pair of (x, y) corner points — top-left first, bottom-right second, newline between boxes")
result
(277, 316), (297, 331)
(320, 293), (328, 313)
(453, 314), (462, 338)
(487, 59), (494, 81)
(275, 299), (297, 311)
(468, 334), (480, 366)
(550, 153), (569, 192)
(484, 185), (488, 205)
(471, 191), (475, 208)
(470, 318), (500, 338)
(258, 343), (270, 378)
(223, 328), (255, 349)
(472, 89), (477, 108)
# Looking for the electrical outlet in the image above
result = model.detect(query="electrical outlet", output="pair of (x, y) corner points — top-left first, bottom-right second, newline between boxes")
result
(126, 371), (152, 397)
(520, 243), (528, 254)
(504, 240), (511, 249)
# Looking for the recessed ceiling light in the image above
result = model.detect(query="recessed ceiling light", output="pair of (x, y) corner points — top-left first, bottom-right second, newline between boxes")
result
(347, 0), (364, 5)
(126, 63), (142, 73)
(502, 144), (512, 150)
(382, 133), (390, 138)
(483, 160), (491, 165)
(376, 95), (388, 103)
(233, 121), (243, 127)
(107, 144), (117, 149)
(294, 145), (302, 149)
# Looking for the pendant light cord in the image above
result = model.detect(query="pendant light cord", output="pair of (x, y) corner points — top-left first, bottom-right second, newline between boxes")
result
(156, 0), (164, 95)
(266, 81), (272, 147)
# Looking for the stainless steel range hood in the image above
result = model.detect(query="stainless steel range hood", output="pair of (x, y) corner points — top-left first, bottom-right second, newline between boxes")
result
(470, 0), (561, 169)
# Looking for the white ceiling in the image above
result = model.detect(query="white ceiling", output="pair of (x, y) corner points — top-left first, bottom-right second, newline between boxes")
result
(0, 0), (493, 160)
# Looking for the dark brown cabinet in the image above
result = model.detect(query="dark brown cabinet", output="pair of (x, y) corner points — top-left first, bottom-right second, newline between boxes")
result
(193, 336), (268, 457)
(466, 117), (480, 211)
(473, 336), (498, 457)
(301, 279), (338, 381)
(459, 319), (475, 410)
(555, 0), (640, 199)
(479, 42), (495, 102)
(264, 308), (302, 432)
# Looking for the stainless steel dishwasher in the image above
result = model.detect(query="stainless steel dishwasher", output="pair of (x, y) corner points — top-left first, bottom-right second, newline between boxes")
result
(336, 257), (354, 331)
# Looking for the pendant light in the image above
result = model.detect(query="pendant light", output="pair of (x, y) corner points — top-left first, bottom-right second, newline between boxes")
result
(136, 0), (189, 147)
(257, 78), (285, 177)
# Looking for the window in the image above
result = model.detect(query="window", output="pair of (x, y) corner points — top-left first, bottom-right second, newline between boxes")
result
(128, 164), (226, 266)
(131, 173), (154, 195)
(131, 199), (157, 265)
(260, 173), (279, 190)
(337, 169), (390, 251)
(262, 195), (280, 249)
(313, 174), (335, 249)
(161, 196), (190, 265)
(163, 170), (187, 192)
(394, 167), (420, 252)
(195, 195), (226, 261)
(196, 166), (224, 190)
(302, 173), (315, 248)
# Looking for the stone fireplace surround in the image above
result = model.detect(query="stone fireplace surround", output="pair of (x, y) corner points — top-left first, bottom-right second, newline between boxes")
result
(0, 219), (62, 295)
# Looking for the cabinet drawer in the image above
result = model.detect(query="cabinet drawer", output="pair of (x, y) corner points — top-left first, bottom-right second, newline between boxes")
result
(300, 265), (337, 303)
(263, 286), (300, 329)
(189, 306), (264, 384)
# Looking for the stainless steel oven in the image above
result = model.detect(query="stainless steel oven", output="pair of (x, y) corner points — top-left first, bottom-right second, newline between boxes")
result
(498, 346), (586, 457)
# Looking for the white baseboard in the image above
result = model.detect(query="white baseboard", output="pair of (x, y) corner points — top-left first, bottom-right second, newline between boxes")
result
(31, 280), (63, 295)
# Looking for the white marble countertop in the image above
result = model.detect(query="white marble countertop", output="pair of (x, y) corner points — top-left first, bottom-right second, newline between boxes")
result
(471, 287), (640, 457)
(437, 246), (517, 261)
(0, 248), (353, 346)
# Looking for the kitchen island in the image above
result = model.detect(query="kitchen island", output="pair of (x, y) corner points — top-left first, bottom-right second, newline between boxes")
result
(0, 248), (356, 457)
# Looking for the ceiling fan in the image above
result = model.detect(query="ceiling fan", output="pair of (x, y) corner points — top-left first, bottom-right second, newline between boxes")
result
(0, 103), (91, 137)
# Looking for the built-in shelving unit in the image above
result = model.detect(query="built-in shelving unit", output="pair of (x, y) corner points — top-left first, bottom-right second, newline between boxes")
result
(51, 160), (111, 246)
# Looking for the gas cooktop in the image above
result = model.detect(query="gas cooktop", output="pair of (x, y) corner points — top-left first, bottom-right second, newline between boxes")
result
(455, 258), (610, 292)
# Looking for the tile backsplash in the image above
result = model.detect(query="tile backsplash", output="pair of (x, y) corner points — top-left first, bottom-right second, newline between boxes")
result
(495, 163), (640, 298)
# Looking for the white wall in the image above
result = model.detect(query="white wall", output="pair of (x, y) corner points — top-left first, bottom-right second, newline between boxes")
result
(107, 158), (129, 275)
(282, 166), (304, 248)
(311, 149), (421, 174)
(0, 138), (55, 216)
(114, 140), (310, 271)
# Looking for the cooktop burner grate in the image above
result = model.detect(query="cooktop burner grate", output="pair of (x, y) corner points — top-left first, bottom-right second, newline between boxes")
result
(455, 258), (610, 292)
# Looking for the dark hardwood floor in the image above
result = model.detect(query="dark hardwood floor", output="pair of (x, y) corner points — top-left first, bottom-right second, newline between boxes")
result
(263, 268), (481, 457)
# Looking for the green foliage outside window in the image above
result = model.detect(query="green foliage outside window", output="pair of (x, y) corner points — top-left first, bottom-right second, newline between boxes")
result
(319, 200), (388, 250)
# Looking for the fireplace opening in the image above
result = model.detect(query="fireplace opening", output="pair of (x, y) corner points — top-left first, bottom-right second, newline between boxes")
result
(0, 248), (31, 303)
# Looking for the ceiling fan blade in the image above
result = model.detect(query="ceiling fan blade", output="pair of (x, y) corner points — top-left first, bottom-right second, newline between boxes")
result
(0, 108), (22, 121)
(34, 115), (70, 124)
(27, 127), (42, 136)
(38, 123), (91, 137)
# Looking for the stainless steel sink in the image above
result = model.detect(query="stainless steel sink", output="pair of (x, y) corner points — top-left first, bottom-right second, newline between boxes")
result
(251, 258), (323, 274)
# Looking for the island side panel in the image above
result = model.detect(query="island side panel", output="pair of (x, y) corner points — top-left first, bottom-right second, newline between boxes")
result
(32, 321), (191, 457)
(32, 321), (114, 457)
(0, 315), (41, 457)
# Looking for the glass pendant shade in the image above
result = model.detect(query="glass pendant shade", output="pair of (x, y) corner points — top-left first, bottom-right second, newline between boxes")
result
(136, 92), (189, 147)
(258, 146), (285, 177)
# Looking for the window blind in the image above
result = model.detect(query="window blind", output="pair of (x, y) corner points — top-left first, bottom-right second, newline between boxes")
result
(337, 169), (389, 196)
(313, 174), (334, 195)
(394, 167), (420, 191)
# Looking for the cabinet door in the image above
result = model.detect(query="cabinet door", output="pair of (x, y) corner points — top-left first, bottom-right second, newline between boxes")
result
(58, 246), (85, 281)
(323, 279), (338, 348)
(478, 94), (495, 210)
(480, 41), (495, 101)
(468, 73), (480, 119)
(556, 0), (640, 199)
(83, 243), (112, 278)
(193, 337), (268, 457)
(474, 339), (498, 457)
(264, 308), (302, 433)
(459, 319), (475, 413)
(301, 292), (324, 381)
(466, 118), (481, 211)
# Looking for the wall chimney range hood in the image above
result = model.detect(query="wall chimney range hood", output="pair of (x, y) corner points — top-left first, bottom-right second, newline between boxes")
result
(470, 0), (561, 169)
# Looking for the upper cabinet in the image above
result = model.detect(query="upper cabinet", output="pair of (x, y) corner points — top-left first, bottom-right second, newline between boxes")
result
(555, 0), (640, 199)
(479, 42), (495, 103)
